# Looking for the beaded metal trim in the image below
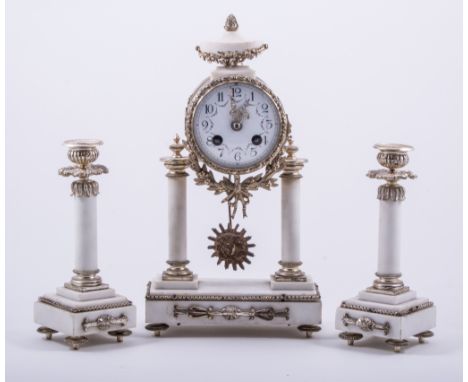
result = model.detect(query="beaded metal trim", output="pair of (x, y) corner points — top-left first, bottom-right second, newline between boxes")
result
(340, 301), (434, 317)
(38, 297), (133, 314)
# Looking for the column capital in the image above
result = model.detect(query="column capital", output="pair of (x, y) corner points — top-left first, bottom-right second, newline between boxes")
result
(367, 143), (417, 201)
(162, 135), (190, 177)
(280, 136), (307, 179)
(58, 139), (108, 197)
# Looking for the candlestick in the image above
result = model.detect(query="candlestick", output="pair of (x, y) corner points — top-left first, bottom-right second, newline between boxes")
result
(34, 139), (136, 350)
(335, 143), (435, 353)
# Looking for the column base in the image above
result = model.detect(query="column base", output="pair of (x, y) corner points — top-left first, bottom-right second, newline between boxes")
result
(272, 261), (307, 282)
(270, 275), (317, 291)
(369, 273), (408, 295)
(152, 274), (199, 290)
(161, 260), (195, 282)
(67, 269), (106, 290)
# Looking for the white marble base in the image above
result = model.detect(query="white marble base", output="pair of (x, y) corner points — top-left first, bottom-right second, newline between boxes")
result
(358, 290), (417, 305)
(146, 278), (322, 331)
(152, 274), (199, 290)
(56, 286), (116, 301)
(270, 276), (317, 291)
(335, 293), (436, 341)
(34, 289), (136, 338)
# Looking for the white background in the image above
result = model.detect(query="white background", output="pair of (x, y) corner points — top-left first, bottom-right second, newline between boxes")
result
(6, 0), (462, 381)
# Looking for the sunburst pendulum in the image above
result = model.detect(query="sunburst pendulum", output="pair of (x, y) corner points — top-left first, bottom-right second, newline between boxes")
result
(208, 223), (255, 270)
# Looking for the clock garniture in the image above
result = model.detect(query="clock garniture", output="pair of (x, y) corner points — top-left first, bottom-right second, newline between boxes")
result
(145, 15), (322, 337)
(335, 144), (436, 352)
(34, 140), (136, 350)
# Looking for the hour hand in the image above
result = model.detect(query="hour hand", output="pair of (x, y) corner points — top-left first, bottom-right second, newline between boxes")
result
(229, 97), (250, 132)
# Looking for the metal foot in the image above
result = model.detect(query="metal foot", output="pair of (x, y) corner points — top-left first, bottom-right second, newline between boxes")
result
(414, 330), (434, 344)
(65, 336), (88, 350)
(297, 325), (321, 338)
(108, 329), (132, 343)
(385, 339), (408, 353)
(145, 323), (169, 337)
(338, 332), (363, 346)
(37, 327), (58, 340)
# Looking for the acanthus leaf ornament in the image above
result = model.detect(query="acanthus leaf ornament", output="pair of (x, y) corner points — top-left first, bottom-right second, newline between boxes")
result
(59, 140), (108, 197)
(367, 143), (416, 202)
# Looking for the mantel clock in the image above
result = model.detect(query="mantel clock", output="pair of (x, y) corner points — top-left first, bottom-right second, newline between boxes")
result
(145, 15), (322, 337)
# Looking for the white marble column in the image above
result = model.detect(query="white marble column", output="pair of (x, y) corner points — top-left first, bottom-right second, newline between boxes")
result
(161, 135), (194, 282)
(273, 138), (307, 282)
(377, 200), (401, 275)
(281, 176), (301, 264)
(168, 177), (187, 263)
(74, 196), (98, 272)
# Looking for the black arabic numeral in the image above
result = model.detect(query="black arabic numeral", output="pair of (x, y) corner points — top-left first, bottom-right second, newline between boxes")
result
(232, 87), (242, 98)
(205, 104), (214, 114)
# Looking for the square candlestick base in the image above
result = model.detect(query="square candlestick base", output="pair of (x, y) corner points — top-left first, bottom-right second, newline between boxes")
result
(335, 290), (436, 352)
(34, 287), (136, 350)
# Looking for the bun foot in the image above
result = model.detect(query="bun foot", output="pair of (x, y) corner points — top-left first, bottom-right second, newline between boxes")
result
(65, 336), (88, 350)
(414, 330), (434, 344)
(385, 339), (408, 353)
(37, 326), (58, 340)
(339, 332), (363, 346)
(108, 329), (132, 343)
(145, 323), (169, 337)
(297, 325), (321, 338)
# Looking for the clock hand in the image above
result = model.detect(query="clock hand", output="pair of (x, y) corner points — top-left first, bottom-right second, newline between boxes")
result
(229, 96), (250, 131)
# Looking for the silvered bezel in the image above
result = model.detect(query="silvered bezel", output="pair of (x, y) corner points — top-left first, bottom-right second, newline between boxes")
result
(185, 76), (289, 175)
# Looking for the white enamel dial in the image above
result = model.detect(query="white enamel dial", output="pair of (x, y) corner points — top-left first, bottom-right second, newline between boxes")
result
(191, 81), (283, 173)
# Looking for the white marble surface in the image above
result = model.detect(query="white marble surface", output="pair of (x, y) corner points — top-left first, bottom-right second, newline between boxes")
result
(211, 65), (256, 79)
(146, 278), (321, 328)
(152, 274), (199, 290)
(281, 176), (301, 264)
(270, 276), (317, 290)
(56, 286), (116, 301)
(377, 200), (401, 275)
(357, 289), (417, 305)
(198, 25), (264, 53)
(34, 301), (137, 337)
(39, 292), (129, 309)
(74, 196), (98, 272)
(335, 303), (436, 340)
(167, 176), (187, 263)
(149, 278), (319, 296)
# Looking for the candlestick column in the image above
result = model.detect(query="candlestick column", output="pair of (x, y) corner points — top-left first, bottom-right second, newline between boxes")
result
(367, 144), (416, 293)
(59, 139), (109, 290)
